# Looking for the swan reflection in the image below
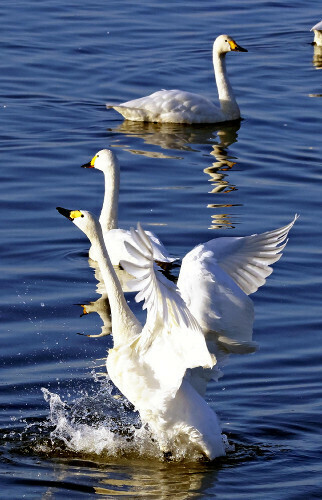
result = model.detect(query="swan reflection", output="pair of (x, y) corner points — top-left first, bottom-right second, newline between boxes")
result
(94, 461), (219, 498)
(109, 120), (240, 155)
(312, 44), (322, 69)
(109, 122), (241, 228)
(78, 257), (135, 338)
(204, 139), (240, 229)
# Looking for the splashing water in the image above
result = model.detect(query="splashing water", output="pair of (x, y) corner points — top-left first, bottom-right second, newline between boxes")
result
(39, 379), (231, 463)
(40, 379), (167, 461)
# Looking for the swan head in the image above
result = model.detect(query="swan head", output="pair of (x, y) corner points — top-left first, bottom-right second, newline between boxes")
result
(81, 149), (119, 174)
(56, 207), (101, 241)
(213, 35), (247, 55)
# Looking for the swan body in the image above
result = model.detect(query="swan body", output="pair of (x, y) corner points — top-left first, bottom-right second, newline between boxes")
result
(121, 216), (298, 397)
(81, 149), (176, 267)
(311, 20), (322, 46)
(107, 35), (247, 124)
(56, 207), (220, 459)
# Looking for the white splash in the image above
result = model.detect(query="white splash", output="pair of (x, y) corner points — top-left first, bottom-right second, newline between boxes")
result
(41, 385), (163, 460)
(41, 383), (230, 462)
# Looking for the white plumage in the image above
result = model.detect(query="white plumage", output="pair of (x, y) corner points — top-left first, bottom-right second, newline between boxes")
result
(81, 149), (176, 267)
(107, 35), (247, 124)
(57, 206), (297, 459)
(122, 216), (298, 396)
(56, 207), (221, 459)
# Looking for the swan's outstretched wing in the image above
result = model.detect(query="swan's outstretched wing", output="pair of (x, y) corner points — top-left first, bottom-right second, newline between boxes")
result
(202, 215), (298, 295)
(120, 223), (215, 399)
(177, 216), (298, 355)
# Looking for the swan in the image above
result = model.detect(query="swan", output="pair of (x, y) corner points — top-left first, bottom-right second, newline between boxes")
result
(81, 149), (176, 267)
(311, 20), (322, 46)
(56, 207), (222, 459)
(121, 216), (298, 396)
(107, 35), (247, 124)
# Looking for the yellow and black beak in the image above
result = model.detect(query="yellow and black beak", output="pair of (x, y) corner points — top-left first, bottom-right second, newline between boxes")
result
(56, 206), (84, 221)
(81, 155), (97, 169)
(229, 40), (248, 52)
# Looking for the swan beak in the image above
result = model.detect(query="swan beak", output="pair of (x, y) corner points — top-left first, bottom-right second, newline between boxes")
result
(229, 40), (248, 52)
(81, 155), (97, 168)
(56, 206), (83, 221)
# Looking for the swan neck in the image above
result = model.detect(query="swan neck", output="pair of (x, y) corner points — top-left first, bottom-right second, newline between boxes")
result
(213, 51), (240, 120)
(99, 166), (120, 231)
(91, 227), (141, 345)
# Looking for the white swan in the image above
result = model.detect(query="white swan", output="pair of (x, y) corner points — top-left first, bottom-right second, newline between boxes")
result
(311, 20), (322, 46)
(121, 216), (298, 396)
(56, 207), (222, 459)
(81, 149), (176, 267)
(107, 35), (247, 124)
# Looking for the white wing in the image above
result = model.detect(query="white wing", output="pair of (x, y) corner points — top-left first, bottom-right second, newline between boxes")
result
(102, 227), (176, 267)
(178, 216), (298, 354)
(186, 215), (299, 297)
(120, 223), (215, 399)
(204, 215), (298, 295)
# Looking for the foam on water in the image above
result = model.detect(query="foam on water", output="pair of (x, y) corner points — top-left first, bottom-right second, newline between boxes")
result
(39, 381), (231, 463)
(40, 381), (161, 460)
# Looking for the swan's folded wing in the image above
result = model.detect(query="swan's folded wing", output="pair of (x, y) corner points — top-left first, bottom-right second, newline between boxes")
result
(199, 215), (298, 296)
(120, 223), (215, 398)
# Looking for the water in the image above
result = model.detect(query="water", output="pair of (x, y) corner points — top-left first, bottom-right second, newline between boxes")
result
(1, 0), (322, 497)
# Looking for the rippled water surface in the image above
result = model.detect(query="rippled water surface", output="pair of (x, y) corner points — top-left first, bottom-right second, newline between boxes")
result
(1, 1), (322, 498)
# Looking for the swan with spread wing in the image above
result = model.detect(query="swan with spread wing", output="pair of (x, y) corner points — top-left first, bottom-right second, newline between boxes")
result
(56, 207), (222, 459)
(57, 207), (297, 459)
(121, 216), (298, 396)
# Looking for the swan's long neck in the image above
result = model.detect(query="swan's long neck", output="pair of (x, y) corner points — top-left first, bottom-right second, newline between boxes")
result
(213, 51), (240, 121)
(89, 222), (141, 346)
(99, 164), (120, 232)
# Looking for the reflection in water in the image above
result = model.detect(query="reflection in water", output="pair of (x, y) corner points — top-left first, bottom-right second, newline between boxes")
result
(109, 120), (240, 154)
(204, 128), (241, 229)
(37, 456), (220, 499)
(110, 121), (242, 228)
(79, 295), (112, 338)
(312, 44), (322, 69)
(94, 461), (218, 498)
(78, 257), (134, 338)
(205, 142), (241, 229)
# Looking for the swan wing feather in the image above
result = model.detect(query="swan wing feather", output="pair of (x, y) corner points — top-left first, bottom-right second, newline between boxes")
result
(120, 224), (215, 383)
(199, 215), (298, 296)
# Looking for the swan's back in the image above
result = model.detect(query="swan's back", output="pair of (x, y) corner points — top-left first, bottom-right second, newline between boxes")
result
(109, 89), (225, 124)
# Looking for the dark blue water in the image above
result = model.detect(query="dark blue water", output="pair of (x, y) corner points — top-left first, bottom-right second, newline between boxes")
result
(1, 1), (322, 497)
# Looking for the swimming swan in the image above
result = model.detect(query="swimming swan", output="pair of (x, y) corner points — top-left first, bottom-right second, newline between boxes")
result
(81, 149), (176, 267)
(311, 20), (322, 46)
(56, 207), (222, 459)
(121, 216), (298, 396)
(107, 35), (247, 124)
